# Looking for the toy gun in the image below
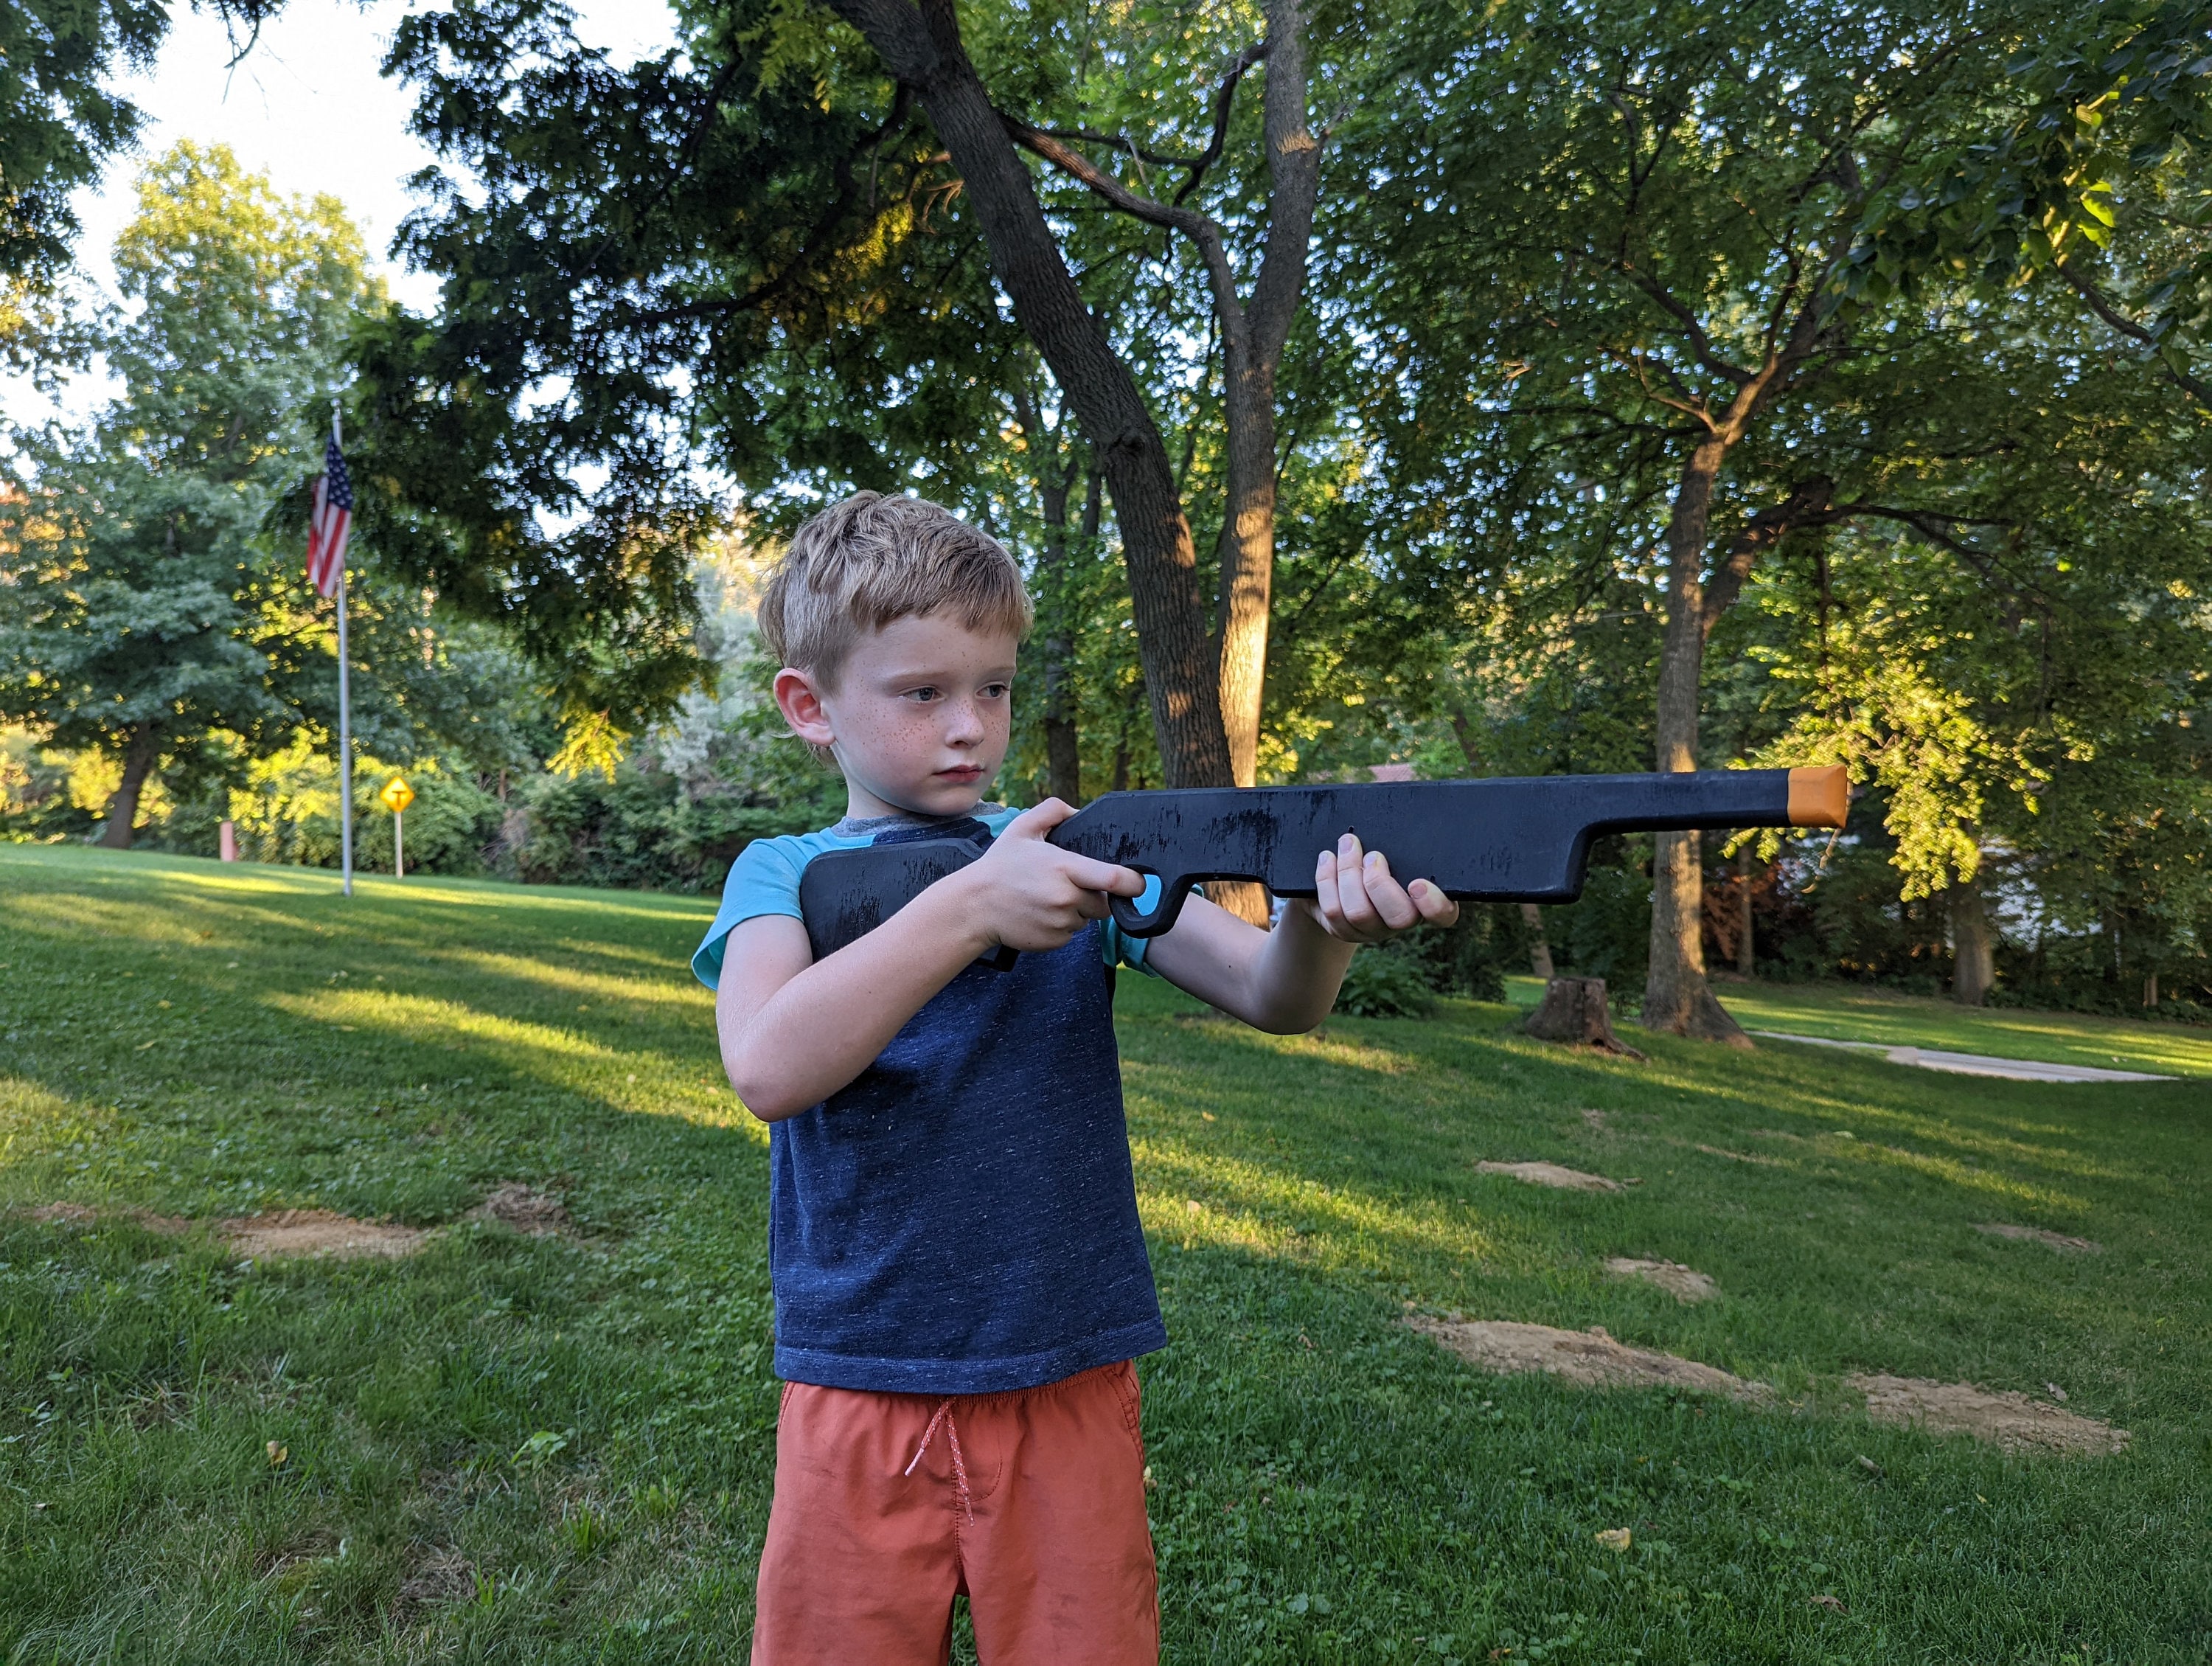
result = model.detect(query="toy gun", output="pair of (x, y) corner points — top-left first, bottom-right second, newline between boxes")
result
(797, 766), (1849, 965)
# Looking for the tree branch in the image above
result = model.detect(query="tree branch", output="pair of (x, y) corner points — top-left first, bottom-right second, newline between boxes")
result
(1613, 264), (1753, 386)
(1001, 113), (1246, 335)
(1174, 41), (1270, 207)
(1023, 126), (1208, 171)
(597, 86), (916, 333)
(1699, 476), (1833, 634)
(2054, 257), (2212, 410)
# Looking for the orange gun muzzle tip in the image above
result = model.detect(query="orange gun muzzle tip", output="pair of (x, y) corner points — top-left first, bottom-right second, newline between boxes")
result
(1787, 765), (1850, 829)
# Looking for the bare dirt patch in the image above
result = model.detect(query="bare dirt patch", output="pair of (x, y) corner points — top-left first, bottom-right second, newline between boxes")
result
(1847, 1372), (2129, 1456)
(1605, 1257), (1719, 1302)
(221, 1209), (428, 1260)
(1410, 1318), (1770, 1402)
(25, 1202), (98, 1225)
(468, 1183), (570, 1236)
(1475, 1160), (1624, 1193)
(394, 1547), (478, 1612)
(1975, 1221), (2101, 1254)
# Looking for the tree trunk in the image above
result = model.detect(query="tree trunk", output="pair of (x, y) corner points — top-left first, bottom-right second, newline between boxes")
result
(1950, 875), (1997, 1007)
(1520, 903), (1555, 979)
(98, 723), (161, 850)
(1214, 339), (1277, 791)
(1214, 0), (1319, 792)
(1526, 977), (1645, 1058)
(832, 0), (1233, 788)
(1036, 451), (1083, 805)
(1640, 437), (1750, 1047)
(1736, 841), (1756, 978)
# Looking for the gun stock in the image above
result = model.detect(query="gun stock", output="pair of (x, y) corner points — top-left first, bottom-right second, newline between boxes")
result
(796, 766), (1847, 963)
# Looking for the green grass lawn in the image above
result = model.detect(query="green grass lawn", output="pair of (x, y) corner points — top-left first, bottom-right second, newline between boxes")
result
(1503, 973), (2212, 1079)
(3, 844), (2208, 1664)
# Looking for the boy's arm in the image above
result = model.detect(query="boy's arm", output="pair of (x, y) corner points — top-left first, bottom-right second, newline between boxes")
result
(1141, 834), (1458, 1032)
(716, 801), (1143, 1121)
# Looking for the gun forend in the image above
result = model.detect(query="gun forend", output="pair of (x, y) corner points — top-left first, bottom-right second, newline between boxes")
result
(1054, 765), (1848, 937)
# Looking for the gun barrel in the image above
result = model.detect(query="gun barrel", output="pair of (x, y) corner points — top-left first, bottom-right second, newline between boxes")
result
(1053, 766), (1847, 924)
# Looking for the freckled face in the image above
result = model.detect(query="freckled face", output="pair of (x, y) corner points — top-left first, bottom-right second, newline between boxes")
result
(773, 614), (1019, 820)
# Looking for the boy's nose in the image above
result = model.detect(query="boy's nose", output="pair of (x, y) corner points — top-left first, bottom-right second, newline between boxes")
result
(945, 700), (987, 744)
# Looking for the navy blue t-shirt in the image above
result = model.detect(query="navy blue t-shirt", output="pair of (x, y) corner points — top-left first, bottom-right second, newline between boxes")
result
(694, 808), (1168, 1395)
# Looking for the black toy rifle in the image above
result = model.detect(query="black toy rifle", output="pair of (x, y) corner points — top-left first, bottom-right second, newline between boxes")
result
(796, 766), (1850, 966)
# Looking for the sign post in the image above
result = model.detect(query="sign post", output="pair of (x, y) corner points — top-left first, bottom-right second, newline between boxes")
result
(380, 775), (414, 879)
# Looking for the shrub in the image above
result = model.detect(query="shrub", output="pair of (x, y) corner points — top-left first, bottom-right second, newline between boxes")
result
(1333, 948), (1437, 1018)
(1546, 849), (1655, 999)
(1388, 906), (1520, 1003)
(509, 766), (836, 894)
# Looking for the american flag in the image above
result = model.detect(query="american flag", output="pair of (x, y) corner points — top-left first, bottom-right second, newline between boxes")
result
(305, 436), (353, 599)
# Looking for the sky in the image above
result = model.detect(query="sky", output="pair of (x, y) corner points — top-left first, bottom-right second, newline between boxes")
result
(1, 0), (683, 428)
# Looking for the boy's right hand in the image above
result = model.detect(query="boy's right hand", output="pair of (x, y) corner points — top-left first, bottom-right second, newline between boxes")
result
(953, 799), (1146, 953)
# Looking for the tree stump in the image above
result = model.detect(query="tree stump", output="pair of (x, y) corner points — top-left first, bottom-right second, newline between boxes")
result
(1525, 977), (1646, 1059)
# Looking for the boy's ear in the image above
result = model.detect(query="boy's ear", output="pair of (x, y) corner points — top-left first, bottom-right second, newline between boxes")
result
(773, 667), (836, 746)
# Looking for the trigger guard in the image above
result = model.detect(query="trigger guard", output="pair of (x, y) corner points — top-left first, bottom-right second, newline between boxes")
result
(1109, 875), (1183, 937)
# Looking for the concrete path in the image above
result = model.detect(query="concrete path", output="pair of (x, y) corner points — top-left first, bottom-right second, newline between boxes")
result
(1750, 1030), (2177, 1083)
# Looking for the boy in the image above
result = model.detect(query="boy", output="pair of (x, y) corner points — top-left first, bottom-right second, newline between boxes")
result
(695, 493), (1457, 1665)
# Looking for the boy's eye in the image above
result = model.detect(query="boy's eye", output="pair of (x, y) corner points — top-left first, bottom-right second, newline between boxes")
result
(905, 686), (940, 703)
(980, 682), (1010, 700)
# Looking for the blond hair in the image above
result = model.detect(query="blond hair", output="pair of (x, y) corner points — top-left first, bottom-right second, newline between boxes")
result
(757, 493), (1033, 689)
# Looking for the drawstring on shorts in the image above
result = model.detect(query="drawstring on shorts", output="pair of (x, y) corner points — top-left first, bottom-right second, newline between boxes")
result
(904, 1398), (974, 1523)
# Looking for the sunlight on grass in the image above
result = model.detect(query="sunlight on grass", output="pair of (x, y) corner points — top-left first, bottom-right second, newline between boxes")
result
(259, 990), (763, 1142)
(0, 1076), (91, 1162)
(1501, 974), (2212, 1076)
(268, 989), (630, 1061)
(1233, 1026), (1419, 1075)
(1766, 1091), (2140, 1190)
(1132, 1136), (1502, 1273)
(432, 949), (712, 1009)
(2, 887), (333, 948)
(1808, 1131), (2093, 1209)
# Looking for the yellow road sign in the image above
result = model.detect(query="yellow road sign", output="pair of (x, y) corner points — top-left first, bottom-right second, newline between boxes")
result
(379, 775), (415, 815)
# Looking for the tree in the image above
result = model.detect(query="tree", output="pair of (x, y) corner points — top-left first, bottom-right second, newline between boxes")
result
(0, 144), (370, 845)
(362, 0), (1366, 836)
(1729, 294), (2212, 1007)
(0, 0), (280, 374)
(1349, 0), (2212, 1041)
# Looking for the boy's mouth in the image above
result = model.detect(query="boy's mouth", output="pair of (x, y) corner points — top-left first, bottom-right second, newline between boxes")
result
(934, 765), (986, 784)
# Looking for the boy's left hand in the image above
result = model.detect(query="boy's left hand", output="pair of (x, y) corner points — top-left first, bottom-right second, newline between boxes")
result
(1310, 833), (1460, 943)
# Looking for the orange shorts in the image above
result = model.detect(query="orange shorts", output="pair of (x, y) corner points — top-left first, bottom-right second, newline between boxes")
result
(751, 1359), (1159, 1665)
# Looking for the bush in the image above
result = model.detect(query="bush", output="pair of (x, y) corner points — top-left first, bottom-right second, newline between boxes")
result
(1333, 948), (1437, 1018)
(0, 729), (100, 842)
(1389, 906), (1518, 1002)
(350, 766), (504, 877)
(146, 743), (504, 877)
(1545, 847), (1654, 999)
(509, 766), (836, 894)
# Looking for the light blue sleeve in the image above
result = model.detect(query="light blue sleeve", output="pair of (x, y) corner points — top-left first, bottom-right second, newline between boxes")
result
(1101, 874), (1165, 976)
(981, 805), (1161, 973)
(692, 832), (858, 989)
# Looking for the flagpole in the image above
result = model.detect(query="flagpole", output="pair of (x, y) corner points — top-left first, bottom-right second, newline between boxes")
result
(333, 400), (354, 898)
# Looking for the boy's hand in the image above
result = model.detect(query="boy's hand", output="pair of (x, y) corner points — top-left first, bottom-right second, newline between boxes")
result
(1309, 833), (1460, 943)
(959, 799), (1147, 952)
